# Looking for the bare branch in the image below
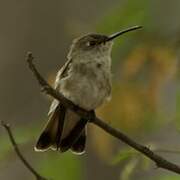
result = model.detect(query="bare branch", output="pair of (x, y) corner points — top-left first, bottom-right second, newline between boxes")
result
(1, 121), (49, 180)
(27, 52), (180, 175)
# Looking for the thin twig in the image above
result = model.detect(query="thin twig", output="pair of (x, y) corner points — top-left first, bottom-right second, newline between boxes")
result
(27, 52), (180, 175)
(1, 121), (48, 180)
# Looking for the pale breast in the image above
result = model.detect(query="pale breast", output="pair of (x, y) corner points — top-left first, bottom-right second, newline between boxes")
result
(58, 61), (111, 111)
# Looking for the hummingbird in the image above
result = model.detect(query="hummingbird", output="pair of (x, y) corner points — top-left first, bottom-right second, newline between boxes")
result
(35, 26), (142, 154)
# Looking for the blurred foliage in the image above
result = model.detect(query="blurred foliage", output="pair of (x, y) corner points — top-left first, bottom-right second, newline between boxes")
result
(120, 158), (138, 180)
(0, 125), (82, 180)
(90, 0), (178, 166)
(37, 152), (82, 180)
(97, 0), (149, 65)
(90, 125), (114, 161)
(97, 45), (177, 131)
(0, 124), (38, 161)
(110, 147), (152, 180)
(176, 92), (180, 129)
(111, 148), (135, 165)
(156, 175), (180, 180)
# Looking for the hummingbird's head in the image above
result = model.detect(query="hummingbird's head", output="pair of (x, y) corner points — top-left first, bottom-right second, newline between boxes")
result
(68, 33), (112, 60)
(68, 26), (142, 60)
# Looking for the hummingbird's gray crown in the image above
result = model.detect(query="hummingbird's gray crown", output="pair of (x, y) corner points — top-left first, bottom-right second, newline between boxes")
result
(73, 33), (109, 50)
(67, 33), (113, 60)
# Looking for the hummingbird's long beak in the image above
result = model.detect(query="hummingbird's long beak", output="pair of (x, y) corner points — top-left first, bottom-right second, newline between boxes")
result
(106, 25), (142, 42)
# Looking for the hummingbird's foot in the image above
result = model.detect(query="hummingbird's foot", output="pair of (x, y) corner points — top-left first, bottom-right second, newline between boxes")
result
(88, 110), (96, 122)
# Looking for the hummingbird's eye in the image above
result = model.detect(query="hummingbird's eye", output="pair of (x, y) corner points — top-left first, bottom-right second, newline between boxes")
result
(86, 40), (96, 47)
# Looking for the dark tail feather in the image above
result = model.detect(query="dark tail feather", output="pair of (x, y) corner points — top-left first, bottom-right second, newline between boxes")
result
(35, 104), (66, 151)
(55, 105), (66, 150)
(35, 104), (88, 153)
(71, 128), (86, 154)
(59, 118), (88, 152)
